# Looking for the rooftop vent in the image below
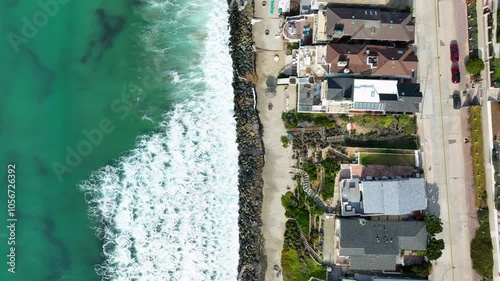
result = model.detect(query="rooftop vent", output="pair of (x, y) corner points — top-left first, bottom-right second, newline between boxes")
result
(337, 60), (348, 67)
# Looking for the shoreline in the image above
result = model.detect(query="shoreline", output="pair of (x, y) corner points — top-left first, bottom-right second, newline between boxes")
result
(228, 1), (268, 280)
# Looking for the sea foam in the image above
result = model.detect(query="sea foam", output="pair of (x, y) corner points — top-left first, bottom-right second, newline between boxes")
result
(81, 1), (239, 280)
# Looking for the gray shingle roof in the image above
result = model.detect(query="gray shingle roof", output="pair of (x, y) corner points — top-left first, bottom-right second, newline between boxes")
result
(384, 83), (422, 113)
(327, 77), (354, 101)
(349, 255), (397, 271)
(339, 219), (428, 271)
(362, 178), (427, 215)
(339, 219), (428, 254)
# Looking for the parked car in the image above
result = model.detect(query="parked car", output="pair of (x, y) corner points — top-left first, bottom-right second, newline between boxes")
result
(451, 67), (460, 84)
(452, 92), (461, 109)
(450, 44), (459, 62)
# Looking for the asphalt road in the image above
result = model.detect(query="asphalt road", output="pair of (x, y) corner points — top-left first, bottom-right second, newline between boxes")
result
(415, 0), (478, 280)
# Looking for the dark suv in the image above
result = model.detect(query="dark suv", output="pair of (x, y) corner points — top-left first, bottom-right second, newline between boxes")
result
(453, 92), (461, 109)
(451, 67), (460, 84)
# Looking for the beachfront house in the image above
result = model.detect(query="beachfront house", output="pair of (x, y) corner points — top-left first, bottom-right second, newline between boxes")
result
(297, 77), (422, 114)
(326, 44), (417, 77)
(334, 218), (428, 271)
(340, 178), (427, 217)
(314, 7), (415, 44)
(294, 44), (417, 78)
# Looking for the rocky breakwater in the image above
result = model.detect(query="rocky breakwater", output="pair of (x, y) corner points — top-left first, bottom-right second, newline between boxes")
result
(228, 2), (266, 281)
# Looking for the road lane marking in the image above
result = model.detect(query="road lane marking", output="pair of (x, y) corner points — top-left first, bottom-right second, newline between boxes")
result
(433, 0), (456, 280)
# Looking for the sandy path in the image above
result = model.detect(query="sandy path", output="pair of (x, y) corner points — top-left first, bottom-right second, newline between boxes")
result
(251, 1), (297, 278)
(255, 50), (296, 280)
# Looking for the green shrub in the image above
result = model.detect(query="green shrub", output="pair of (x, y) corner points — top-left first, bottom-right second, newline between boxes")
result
(286, 42), (299, 55)
(281, 135), (290, 148)
(281, 220), (326, 281)
(281, 191), (309, 233)
(397, 114), (415, 135)
(411, 261), (432, 278)
(380, 115), (395, 127)
(321, 158), (339, 200)
(469, 106), (486, 206)
(302, 161), (318, 181)
(339, 114), (350, 122)
(466, 58), (485, 75)
(310, 113), (336, 129)
(281, 112), (298, 129)
(424, 215), (443, 235)
(306, 197), (325, 216)
(471, 208), (493, 280)
(426, 238), (445, 261)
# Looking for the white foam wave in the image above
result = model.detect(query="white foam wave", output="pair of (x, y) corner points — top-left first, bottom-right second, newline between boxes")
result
(82, 2), (239, 280)
(168, 71), (182, 84)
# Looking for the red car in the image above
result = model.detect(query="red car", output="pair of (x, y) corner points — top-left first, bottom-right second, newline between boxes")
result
(450, 44), (459, 62)
(451, 67), (460, 84)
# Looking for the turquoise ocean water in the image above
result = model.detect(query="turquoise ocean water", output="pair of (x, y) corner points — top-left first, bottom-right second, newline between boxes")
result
(0, 1), (239, 280)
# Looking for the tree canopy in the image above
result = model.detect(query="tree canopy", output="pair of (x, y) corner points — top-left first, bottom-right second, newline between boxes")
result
(466, 58), (485, 75)
(427, 237), (445, 260)
(411, 261), (432, 278)
(424, 215), (443, 235)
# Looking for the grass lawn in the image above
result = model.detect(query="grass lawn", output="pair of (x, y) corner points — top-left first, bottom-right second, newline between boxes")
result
(359, 153), (415, 166)
(282, 220), (326, 281)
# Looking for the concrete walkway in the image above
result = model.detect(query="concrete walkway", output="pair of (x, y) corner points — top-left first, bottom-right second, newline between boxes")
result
(322, 215), (336, 264)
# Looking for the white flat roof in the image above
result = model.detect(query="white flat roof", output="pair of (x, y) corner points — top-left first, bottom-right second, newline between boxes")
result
(352, 79), (398, 103)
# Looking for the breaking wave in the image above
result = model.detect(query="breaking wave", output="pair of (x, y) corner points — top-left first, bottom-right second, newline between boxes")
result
(81, 1), (239, 280)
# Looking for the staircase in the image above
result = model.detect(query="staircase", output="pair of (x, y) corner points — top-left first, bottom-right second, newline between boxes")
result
(292, 168), (336, 214)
